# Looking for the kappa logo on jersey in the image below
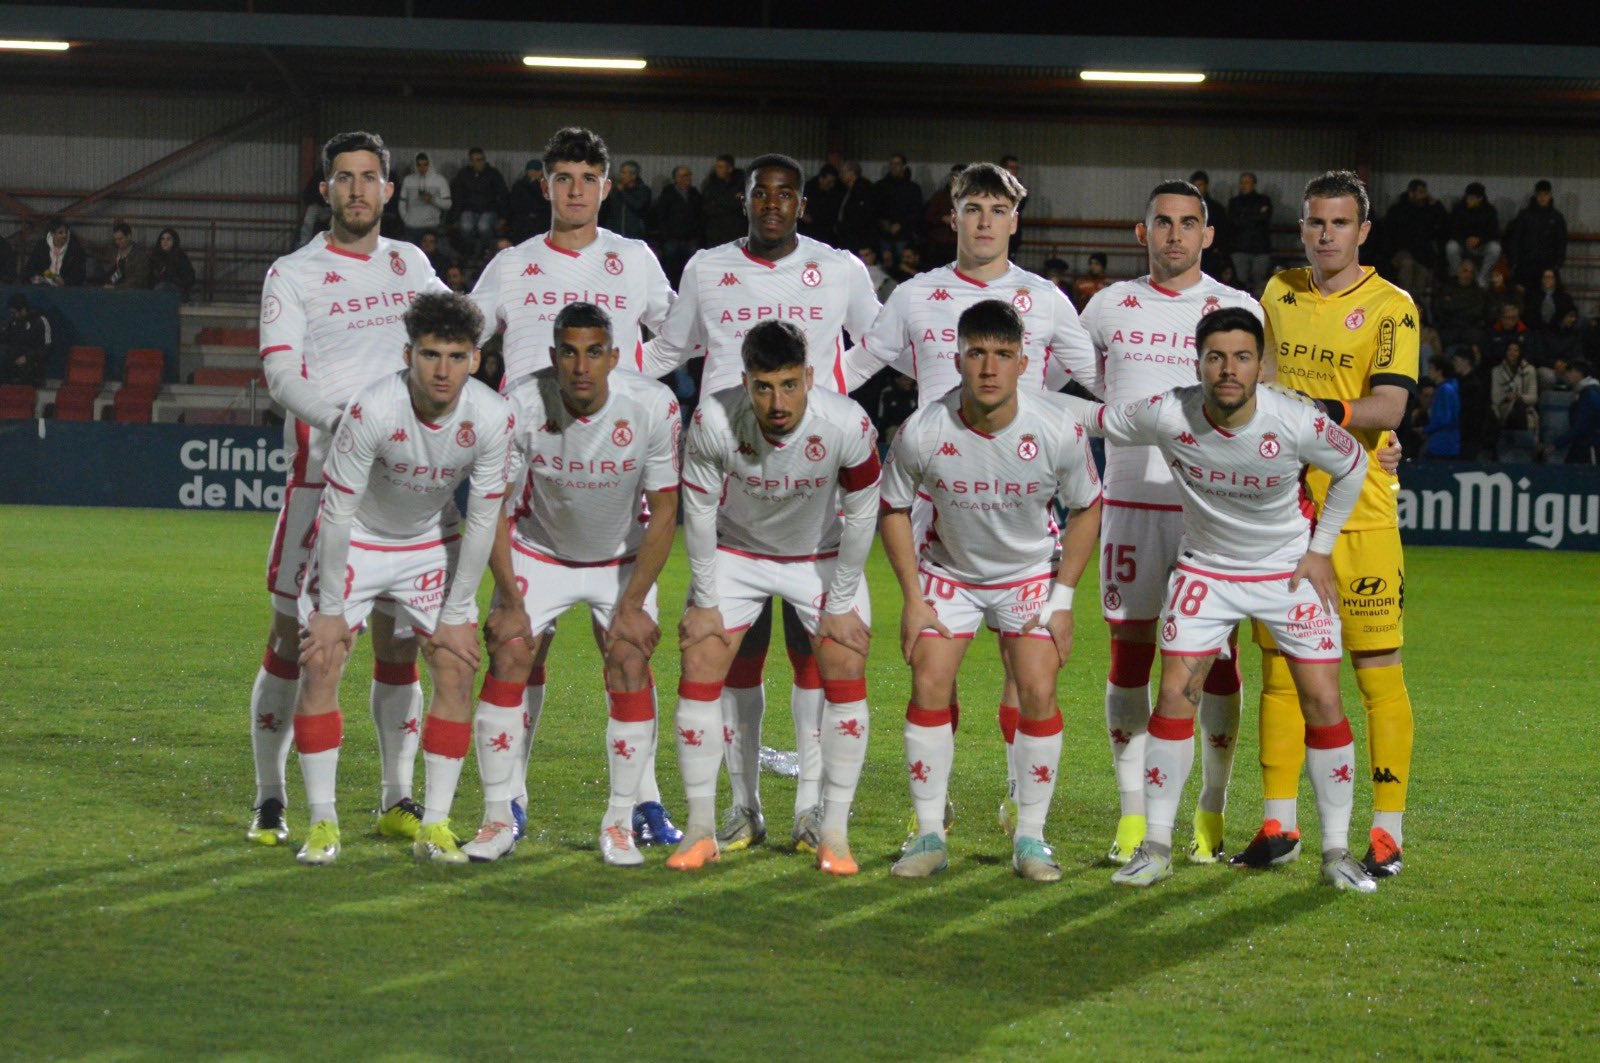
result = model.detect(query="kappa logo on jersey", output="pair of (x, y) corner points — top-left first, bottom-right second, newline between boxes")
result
(413, 568), (448, 591)
(718, 272), (740, 287)
(1373, 767), (1401, 783)
(1011, 288), (1032, 313)
(323, 272), (345, 285)
(860, 416), (871, 437)
(836, 718), (863, 739)
(1317, 636), (1336, 651)
(256, 712), (280, 732)
(349, 404), (363, 422)
(1017, 434), (1039, 461)
(522, 263), (543, 277)
(390, 429), (408, 442)
(612, 419), (633, 446)
(1103, 587), (1122, 611)
(679, 727), (704, 747)
(693, 408), (704, 425)
(934, 441), (963, 459)
(1331, 764), (1354, 784)
(1109, 727), (1131, 745)
(611, 738), (634, 760)
(1202, 296), (1221, 314)
(1280, 292), (1297, 305)
(1401, 313), (1416, 329)
(801, 262), (822, 288)
(1148, 394), (1164, 405)
(604, 251), (624, 276)
(908, 760), (930, 783)
(804, 435), (826, 462)
(1345, 307), (1366, 330)
(736, 440), (756, 457)
(928, 289), (952, 301)
(1288, 602), (1321, 623)
(668, 400), (680, 417)
(489, 731), (511, 751)
(1259, 432), (1281, 459)
(389, 250), (407, 276)
(1120, 295), (1142, 309)
(455, 421), (476, 448)
(539, 419), (558, 433)
(261, 295), (282, 324)
(1145, 766), (1167, 788)
(1175, 431), (1198, 446)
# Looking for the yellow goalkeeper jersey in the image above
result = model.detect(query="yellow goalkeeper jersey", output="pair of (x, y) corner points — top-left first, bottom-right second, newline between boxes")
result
(1262, 266), (1419, 531)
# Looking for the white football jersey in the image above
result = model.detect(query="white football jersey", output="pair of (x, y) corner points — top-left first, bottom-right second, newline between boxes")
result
(681, 385), (879, 559)
(504, 368), (681, 563)
(1094, 385), (1366, 576)
(857, 264), (1100, 404)
(1081, 275), (1262, 506)
(471, 229), (674, 387)
(881, 388), (1102, 585)
(645, 235), (880, 396)
(322, 371), (512, 547)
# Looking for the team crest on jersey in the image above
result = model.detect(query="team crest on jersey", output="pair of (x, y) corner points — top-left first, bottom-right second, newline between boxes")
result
(1162, 615), (1178, 642)
(456, 422), (476, 448)
(736, 440), (756, 457)
(612, 419), (634, 446)
(1345, 307), (1366, 330)
(604, 252), (624, 276)
(804, 435), (826, 461)
(389, 250), (407, 276)
(335, 427), (354, 454)
(1202, 296), (1221, 314)
(1259, 433), (1281, 459)
(801, 262), (823, 288)
(1017, 434), (1039, 461)
(1012, 289), (1033, 313)
(261, 295), (282, 324)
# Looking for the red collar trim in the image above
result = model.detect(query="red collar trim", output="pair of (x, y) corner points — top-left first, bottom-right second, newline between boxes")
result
(544, 235), (581, 259)
(951, 268), (988, 289)
(1148, 278), (1181, 298)
(323, 241), (371, 262)
(741, 246), (778, 269)
(957, 406), (997, 439)
(1202, 406), (1236, 438)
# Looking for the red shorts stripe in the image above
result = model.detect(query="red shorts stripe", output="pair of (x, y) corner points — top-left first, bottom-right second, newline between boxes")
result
(478, 674), (524, 708)
(352, 534), (462, 553)
(917, 566), (1053, 592)
(608, 687), (656, 722)
(373, 659), (419, 686)
(293, 710), (343, 754)
(513, 539), (636, 568)
(679, 679), (724, 702)
(905, 703), (952, 729)
(1103, 498), (1183, 512)
(1148, 713), (1196, 741)
(1017, 711), (1064, 738)
(1175, 562), (1293, 583)
(422, 715), (472, 759)
(822, 677), (867, 704)
(718, 545), (840, 564)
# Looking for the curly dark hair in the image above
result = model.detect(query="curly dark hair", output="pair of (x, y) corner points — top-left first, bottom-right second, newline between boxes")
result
(541, 127), (610, 176)
(403, 292), (484, 346)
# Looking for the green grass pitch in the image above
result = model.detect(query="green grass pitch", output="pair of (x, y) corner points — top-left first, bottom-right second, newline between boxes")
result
(2, 505), (1597, 1059)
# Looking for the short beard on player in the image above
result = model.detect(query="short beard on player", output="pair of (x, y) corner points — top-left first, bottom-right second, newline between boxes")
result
(1208, 380), (1253, 415)
(333, 203), (379, 240)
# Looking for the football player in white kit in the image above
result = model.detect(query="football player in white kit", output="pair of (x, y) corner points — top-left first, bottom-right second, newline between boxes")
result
(843, 161), (1100, 835)
(667, 319), (881, 875)
(1079, 180), (1261, 866)
(293, 292), (513, 865)
(640, 154), (880, 856)
(1088, 306), (1376, 892)
(881, 300), (1102, 882)
(467, 127), (679, 846)
(248, 131), (449, 849)
(460, 302), (683, 867)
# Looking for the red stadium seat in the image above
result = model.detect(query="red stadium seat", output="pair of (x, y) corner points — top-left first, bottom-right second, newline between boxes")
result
(65, 347), (106, 388)
(0, 384), (36, 419)
(52, 384), (97, 420)
(113, 388), (154, 423)
(124, 348), (165, 391)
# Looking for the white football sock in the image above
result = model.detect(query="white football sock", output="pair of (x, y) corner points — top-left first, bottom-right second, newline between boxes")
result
(606, 688), (656, 820)
(510, 669), (546, 806)
(634, 683), (663, 805)
(1265, 798), (1299, 834)
(903, 705), (954, 838)
(420, 717), (471, 826)
(676, 683), (725, 834)
(819, 682), (869, 832)
(1373, 810), (1404, 847)
(1143, 714), (1196, 850)
(1013, 712), (1064, 842)
(1306, 720), (1357, 855)
(1197, 688), (1241, 815)
(474, 675), (525, 826)
(722, 683), (765, 813)
(791, 682), (825, 816)
(370, 662), (422, 810)
(250, 649), (299, 807)
(1106, 681), (1151, 818)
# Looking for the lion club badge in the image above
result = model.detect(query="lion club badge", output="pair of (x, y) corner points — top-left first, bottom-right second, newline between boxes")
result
(1202, 295), (1221, 314)
(455, 421), (476, 448)
(389, 250), (407, 276)
(604, 251), (624, 276)
(1162, 615), (1178, 642)
(1259, 432), (1281, 459)
(801, 262), (822, 288)
(804, 435), (826, 461)
(612, 419), (633, 446)
(1104, 587), (1122, 611)
(1012, 288), (1033, 314)
(1345, 307), (1366, 331)
(1017, 434), (1039, 461)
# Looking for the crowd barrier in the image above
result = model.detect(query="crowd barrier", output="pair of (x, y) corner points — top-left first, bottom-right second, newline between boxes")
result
(2, 421), (1596, 551)
(1, 286), (182, 382)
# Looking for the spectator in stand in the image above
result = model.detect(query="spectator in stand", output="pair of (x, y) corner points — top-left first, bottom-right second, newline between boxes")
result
(1549, 359), (1599, 464)
(602, 160), (651, 240)
(149, 227), (195, 301)
(651, 165), (702, 287)
(1227, 171), (1274, 295)
(700, 154), (746, 246)
(1402, 379), (1435, 458)
(451, 147), (509, 260)
(800, 163), (843, 247)
(505, 158), (552, 245)
(1487, 301), (1530, 363)
(835, 160), (879, 257)
(856, 245), (895, 302)
(876, 153), (923, 267)
(1190, 170), (1231, 281)
(1421, 356), (1461, 460)
(417, 230), (455, 278)
(398, 152), (451, 243)
(1452, 348), (1491, 460)
(26, 218), (86, 287)
(1070, 252), (1110, 311)
(1505, 180), (1567, 292)
(920, 164), (962, 268)
(1491, 338), (1540, 441)
(296, 167), (329, 248)
(1042, 256), (1074, 297)
(0, 293), (51, 387)
(1433, 259), (1492, 353)
(1001, 155), (1026, 259)
(474, 335), (505, 392)
(887, 244), (923, 285)
(1445, 182), (1501, 287)
(444, 264), (469, 293)
(1524, 268), (1577, 333)
(99, 222), (151, 290)
(1383, 179), (1447, 303)
(875, 372), (918, 453)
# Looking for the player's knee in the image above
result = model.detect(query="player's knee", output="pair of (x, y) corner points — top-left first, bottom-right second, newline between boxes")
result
(1014, 675), (1059, 718)
(492, 639), (535, 682)
(1295, 686), (1344, 726)
(603, 643), (650, 691)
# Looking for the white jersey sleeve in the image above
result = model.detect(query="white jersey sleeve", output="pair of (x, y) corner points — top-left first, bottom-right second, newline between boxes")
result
(638, 250), (708, 377)
(1039, 283), (1100, 397)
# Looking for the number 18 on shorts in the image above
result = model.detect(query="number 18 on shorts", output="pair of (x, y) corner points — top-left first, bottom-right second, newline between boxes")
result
(1158, 562), (1343, 663)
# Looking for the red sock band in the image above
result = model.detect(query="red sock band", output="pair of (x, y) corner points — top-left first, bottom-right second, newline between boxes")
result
(998, 704), (1020, 744)
(679, 679), (724, 702)
(293, 710), (343, 754)
(372, 659), (419, 686)
(822, 677), (866, 704)
(478, 674), (524, 708)
(1305, 719), (1354, 749)
(725, 653), (765, 688)
(1017, 710), (1064, 738)
(527, 665), (547, 686)
(1148, 713), (1196, 741)
(262, 648), (300, 681)
(1202, 655), (1242, 696)
(949, 701), (961, 733)
(1108, 639), (1157, 687)
(609, 687), (657, 722)
(422, 716), (472, 759)
(788, 649), (823, 690)
(906, 703), (952, 729)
